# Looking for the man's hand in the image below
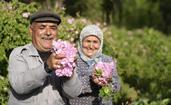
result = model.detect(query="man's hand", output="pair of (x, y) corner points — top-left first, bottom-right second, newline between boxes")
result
(46, 53), (65, 70)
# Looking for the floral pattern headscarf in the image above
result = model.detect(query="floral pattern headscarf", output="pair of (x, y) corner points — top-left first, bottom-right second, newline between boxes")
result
(78, 25), (103, 67)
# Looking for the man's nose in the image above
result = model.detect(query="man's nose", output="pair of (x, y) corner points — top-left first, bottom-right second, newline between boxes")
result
(45, 28), (51, 36)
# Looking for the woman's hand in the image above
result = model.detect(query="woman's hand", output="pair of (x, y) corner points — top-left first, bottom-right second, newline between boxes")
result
(91, 68), (112, 86)
(91, 75), (106, 86)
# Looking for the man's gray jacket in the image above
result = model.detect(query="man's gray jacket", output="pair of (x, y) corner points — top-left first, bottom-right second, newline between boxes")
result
(8, 43), (82, 105)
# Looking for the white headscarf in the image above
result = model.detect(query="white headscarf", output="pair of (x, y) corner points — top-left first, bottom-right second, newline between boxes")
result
(78, 25), (103, 66)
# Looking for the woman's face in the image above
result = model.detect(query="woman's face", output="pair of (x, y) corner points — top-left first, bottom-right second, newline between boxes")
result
(82, 35), (101, 58)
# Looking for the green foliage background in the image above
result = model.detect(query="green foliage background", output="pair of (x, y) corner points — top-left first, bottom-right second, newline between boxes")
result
(65, 0), (171, 35)
(0, 0), (171, 105)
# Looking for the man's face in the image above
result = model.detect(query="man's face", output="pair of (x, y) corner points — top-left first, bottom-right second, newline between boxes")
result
(30, 22), (58, 52)
(82, 35), (101, 58)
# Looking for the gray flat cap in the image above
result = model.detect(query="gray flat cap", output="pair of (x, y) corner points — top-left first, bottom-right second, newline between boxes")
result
(29, 11), (61, 25)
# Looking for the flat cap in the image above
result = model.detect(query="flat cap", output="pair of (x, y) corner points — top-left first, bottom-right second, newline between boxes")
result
(29, 11), (61, 25)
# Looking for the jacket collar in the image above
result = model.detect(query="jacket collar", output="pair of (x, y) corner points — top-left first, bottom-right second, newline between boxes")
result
(24, 43), (39, 57)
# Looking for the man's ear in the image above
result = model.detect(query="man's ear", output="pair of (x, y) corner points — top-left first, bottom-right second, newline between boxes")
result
(29, 25), (33, 36)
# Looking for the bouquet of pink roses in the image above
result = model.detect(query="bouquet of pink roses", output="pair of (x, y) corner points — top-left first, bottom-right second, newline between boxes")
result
(52, 40), (77, 77)
(93, 61), (114, 85)
(93, 61), (115, 104)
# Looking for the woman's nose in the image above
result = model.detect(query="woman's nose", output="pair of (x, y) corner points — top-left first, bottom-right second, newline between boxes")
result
(90, 42), (93, 48)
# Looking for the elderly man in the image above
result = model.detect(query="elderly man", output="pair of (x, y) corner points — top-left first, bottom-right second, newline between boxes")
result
(7, 11), (82, 105)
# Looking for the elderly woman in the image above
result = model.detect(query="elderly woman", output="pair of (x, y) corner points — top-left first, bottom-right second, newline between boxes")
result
(69, 25), (120, 105)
